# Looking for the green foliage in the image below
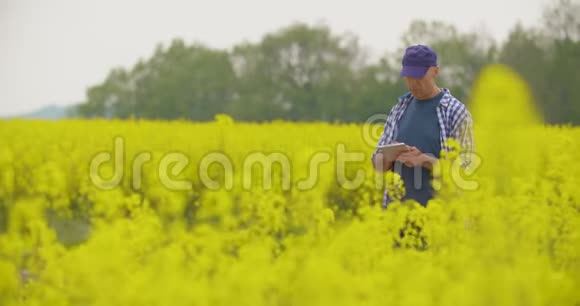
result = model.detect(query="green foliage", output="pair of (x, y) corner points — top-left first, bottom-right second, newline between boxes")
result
(499, 0), (580, 124)
(76, 1), (580, 124)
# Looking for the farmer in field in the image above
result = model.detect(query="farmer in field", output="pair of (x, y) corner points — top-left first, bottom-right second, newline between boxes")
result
(371, 44), (475, 207)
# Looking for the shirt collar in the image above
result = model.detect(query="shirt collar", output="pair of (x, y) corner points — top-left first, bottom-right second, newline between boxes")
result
(402, 88), (452, 108)
(439, 88), (452, 108)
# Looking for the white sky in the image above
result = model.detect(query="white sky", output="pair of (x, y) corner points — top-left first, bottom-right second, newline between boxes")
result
(0, 0), (549, 116)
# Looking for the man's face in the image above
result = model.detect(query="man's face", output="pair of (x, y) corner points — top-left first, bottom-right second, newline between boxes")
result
(403, 66), (439, 97)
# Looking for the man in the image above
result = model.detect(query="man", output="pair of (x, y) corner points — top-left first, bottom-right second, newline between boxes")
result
(371, 44), (475, 207)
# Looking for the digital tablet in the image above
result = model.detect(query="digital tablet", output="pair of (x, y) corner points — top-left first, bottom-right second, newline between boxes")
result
(377, 143), (409, 160)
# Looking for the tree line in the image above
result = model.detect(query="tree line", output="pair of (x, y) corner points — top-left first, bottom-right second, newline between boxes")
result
(75, 0), (580, 124)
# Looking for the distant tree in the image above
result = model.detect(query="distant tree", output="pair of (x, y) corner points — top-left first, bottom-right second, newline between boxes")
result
(500, 0), (580, 124)
(75, 3), (580, 124)
(352, 55), (406, 120)
(78, 39), (236, 120)
(542, 0), (580, 41)
(499, 24), (550, 121)
(230, 23), (366, 121)
(133, 40), (236, 120)
(542, 0), (580, 124)
(77, 68), (130, 118)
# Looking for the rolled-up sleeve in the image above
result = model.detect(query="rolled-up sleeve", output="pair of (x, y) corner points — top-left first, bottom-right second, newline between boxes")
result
(370, 106), (398, 167)
(456, 109), (475, 169)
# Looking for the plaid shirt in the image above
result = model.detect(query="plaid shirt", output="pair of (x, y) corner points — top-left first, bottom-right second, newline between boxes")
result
(371, 88), (475, 206)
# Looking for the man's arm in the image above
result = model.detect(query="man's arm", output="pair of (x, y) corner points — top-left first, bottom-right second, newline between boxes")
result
(372, 153), (394, 172)
(455, 109), (475, 169)
(395, 148), (437, 170)
(371, 106), (399, 172)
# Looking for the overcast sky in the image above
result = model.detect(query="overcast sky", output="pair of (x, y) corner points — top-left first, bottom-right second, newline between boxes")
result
(0, 0), (549, 116)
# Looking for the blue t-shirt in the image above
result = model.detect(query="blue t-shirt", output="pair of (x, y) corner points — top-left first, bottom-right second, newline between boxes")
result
(394, 90), (443, 206)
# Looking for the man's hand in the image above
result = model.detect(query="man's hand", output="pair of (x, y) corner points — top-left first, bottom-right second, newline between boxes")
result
(396, 147), (438, 170)
(382, 141), (411, 162)
(372, 141), (410, 172)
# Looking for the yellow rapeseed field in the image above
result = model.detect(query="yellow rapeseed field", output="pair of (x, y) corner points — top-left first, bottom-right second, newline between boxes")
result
(0, 65), (578, 305)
